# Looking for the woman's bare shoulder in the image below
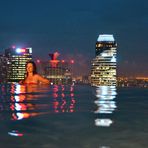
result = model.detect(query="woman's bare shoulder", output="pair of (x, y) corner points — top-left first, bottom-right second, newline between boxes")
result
(34, 74), (42, 78)
(34, 74), (50, 84)
(34, 74), (46, 80)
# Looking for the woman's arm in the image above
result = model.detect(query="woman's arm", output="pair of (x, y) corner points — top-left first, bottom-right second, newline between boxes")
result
(37, 74), (50, 84)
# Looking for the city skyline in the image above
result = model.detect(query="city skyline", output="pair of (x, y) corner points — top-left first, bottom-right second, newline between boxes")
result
(0, 0), (148, 76)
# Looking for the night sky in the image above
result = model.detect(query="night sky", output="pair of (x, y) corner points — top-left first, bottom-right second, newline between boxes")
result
(0, 0), (148, 76)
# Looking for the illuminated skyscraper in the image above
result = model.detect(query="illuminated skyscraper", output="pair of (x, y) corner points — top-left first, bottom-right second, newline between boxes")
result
(91, 34), (117, 86)
(5, 47), (32, 82)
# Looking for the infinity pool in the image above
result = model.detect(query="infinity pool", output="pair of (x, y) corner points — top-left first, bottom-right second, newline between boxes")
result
(0, 84), (147, 148)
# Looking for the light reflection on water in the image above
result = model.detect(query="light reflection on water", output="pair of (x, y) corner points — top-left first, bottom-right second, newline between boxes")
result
(0, 84), (147, 147)
(94, 86), (117, 127)
(0, 83), (76, 122)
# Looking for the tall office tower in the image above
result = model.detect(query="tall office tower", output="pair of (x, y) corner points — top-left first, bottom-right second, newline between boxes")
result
(5, 47), (32, 82)
(91, 34), (117, 86)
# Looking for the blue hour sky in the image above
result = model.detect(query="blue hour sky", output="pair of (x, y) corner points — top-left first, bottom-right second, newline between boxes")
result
(0, 0), (148, 76)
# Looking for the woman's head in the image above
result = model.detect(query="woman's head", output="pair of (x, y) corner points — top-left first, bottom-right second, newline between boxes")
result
(26, 61), (37, 75)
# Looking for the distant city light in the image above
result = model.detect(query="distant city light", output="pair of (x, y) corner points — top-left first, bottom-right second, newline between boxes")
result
(12, 45), (16, 49)
(36, 59), (40, 63)
(61, 60), (65, 63)
(16, 48), (26, 53)
(70, 60), (74, 64)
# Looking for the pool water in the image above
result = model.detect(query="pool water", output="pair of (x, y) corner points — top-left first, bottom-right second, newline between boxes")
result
(0, 84), (148, 148)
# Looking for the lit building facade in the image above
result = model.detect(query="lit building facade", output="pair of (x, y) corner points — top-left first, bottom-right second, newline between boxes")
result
(5, 47), (32, 82)
(91, 34), (117, 86)
(45, 61), (72, 84)
(44, 52), (72, 85)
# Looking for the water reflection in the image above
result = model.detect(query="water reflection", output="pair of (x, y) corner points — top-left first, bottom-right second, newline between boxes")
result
(94, 86), (117, 127)
(52, 85), (76, 113)
(8, 130), (23, 137)
(0, 83), (76, 121)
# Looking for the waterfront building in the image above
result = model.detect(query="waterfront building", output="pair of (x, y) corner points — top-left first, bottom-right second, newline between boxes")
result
(44, 52), (72, 85)
(91, 34), (117, 86)
(0, 54), (8, 83)
(5, 47), (32, 82)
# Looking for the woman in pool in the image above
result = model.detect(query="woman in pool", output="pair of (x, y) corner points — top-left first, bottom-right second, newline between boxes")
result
(19, 61), (50, 85)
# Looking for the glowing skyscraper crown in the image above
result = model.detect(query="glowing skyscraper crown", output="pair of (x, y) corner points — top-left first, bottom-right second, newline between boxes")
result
(97, 34), (115, 42)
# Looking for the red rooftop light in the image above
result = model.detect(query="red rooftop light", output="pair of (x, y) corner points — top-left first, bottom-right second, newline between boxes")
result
(70, 60), (74, 64)
(36, 59), (40, 63)
(61, 60), (65, 63)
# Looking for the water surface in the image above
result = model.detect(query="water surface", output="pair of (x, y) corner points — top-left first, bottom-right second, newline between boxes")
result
(0, 84), (147, 148)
